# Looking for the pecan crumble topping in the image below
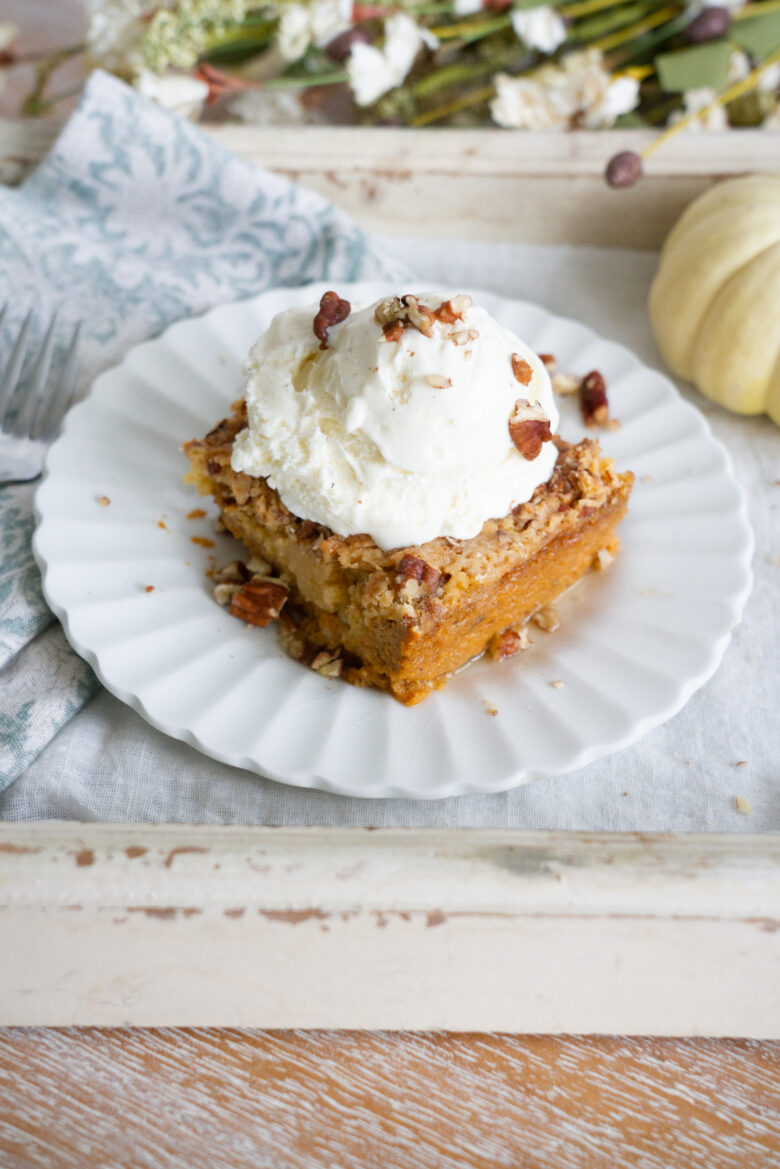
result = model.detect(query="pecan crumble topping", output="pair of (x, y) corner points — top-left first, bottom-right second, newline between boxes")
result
(511, 353), (533, 385)
(374, 293), (475, 345)
(508, 399), (553, 460)
(432, 294), (472, 325)
(580, 370), (610, 427)
(375, 294), (435, 339)
(313, 290), (351, 350)
(489, 627), (531, 660)
(396, 553), (445, 593)
(228, 578), (289, 627)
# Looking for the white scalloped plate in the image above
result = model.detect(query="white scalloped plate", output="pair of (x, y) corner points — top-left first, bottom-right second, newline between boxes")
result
(34, 282), (753, 799)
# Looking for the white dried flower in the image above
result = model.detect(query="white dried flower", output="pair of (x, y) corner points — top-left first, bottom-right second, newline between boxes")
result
(0, 23), (17, 98)
(562, 49), (639, 128)
(490, 71), (572, 129)
(0, 22), (19, 52)
(491, 49), (638, 130)
(84, 0), (151, 70)
(669, 87), (728, 131)
(277, 0), (352, 62)
(761, 64), (780, 94)
(134, 68), (209, 120)
(277, 4), (312, 61)
(728, 48), (751, 84)
(510, 6), (566, 54)
(347, 14), (438, 107)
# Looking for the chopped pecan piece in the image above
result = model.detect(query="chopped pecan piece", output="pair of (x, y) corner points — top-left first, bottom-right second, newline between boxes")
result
(212, 560), (251, 585)
(229, 579), (289, 627)
(489, 627), (531, 660)
(396, 553), (444, 593)
(313, 290), (351, 350)
(214, 581), (243, 607)
(381, 321), (404, 343)
(538, 353), (556, 368)
(508, 399), (553, 460)
(580, 370), (610, 427)
(531, 604), (560, 633)
(374, 295), (434, 339)
(551, 370), (581, 396)
(311, 650), (344, 678)
(511, 354), (533, 386)
(432, 294), (472, 325)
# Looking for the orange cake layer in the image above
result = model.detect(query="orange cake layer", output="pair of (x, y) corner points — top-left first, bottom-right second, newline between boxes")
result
(185, 402), (633, 704)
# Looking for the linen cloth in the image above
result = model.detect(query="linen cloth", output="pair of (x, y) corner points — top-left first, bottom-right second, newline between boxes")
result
(2, 233), (778, 829)
(0, 69), (406, 788)
(0, 80), (777, 827)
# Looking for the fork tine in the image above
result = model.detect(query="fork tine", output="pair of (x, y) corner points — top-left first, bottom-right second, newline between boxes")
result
(9, 313), (59, 439)
(0, 309), (33, 422)
(34, 321), (81, 443)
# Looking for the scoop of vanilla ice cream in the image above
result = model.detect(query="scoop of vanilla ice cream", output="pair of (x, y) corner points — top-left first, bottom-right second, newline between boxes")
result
(231, 293), (559, 550)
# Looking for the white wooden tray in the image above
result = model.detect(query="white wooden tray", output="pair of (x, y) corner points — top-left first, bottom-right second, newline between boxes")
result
(1, 119), (777, 1033)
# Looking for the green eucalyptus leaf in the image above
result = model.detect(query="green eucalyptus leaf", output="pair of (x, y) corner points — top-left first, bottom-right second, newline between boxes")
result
(655, 39), (731, 93)
(732, 10), (780, 60)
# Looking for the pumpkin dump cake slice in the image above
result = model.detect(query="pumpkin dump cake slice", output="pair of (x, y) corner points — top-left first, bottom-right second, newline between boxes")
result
(185, 291), (633, 705)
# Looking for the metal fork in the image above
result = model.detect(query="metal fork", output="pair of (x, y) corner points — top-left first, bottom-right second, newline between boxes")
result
(0, 306), (81, 483)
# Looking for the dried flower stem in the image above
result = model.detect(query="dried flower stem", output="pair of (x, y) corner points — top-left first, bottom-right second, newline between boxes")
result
(265, 69), (349, 89)
(412, 82), (493, 124)
(430, 13), (511, 40)
(735, 0), (780, 17)
(590, 5), (680, 53)
(560, 0), (636, 17)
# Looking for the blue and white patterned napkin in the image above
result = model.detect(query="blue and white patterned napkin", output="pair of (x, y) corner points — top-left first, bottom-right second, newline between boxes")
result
(0, 70), (408, 791)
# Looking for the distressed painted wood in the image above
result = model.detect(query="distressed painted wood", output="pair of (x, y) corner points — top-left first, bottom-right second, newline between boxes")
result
(0, 1027), (779, 1168)
(0, 116), (774, 246)
(2, 825), (779, 1032)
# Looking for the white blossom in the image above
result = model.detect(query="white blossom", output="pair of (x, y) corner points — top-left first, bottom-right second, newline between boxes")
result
(729, 48), (780, 93)
(511, 6), (566, 54)
(728, 47), (751, 84)
(490, 71), (572, 128)
(84, 0), (157, 70)
(347, 14), (438, 107)
(134, 68), (209, 120)
(0, 22), (17, 97)
(0, 22), (18, 52)
(453, 0), (483, 13)
(491, 49), (638, 130)
(562, 49), (639, 127)
(669, 87), (728, 131)
(277, 0), (353, 62)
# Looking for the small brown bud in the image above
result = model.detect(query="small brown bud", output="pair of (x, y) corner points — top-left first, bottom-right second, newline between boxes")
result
(605, 151), (643, 189)
(685, 6), (730, 42)
(325, 26), (372, 62)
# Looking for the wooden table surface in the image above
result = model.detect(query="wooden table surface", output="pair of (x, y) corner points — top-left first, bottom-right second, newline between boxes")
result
(1, 1029), (779, 1168)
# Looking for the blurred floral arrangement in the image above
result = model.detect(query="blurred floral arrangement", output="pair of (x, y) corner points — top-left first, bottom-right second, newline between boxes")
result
(2, 0), (779, 182)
